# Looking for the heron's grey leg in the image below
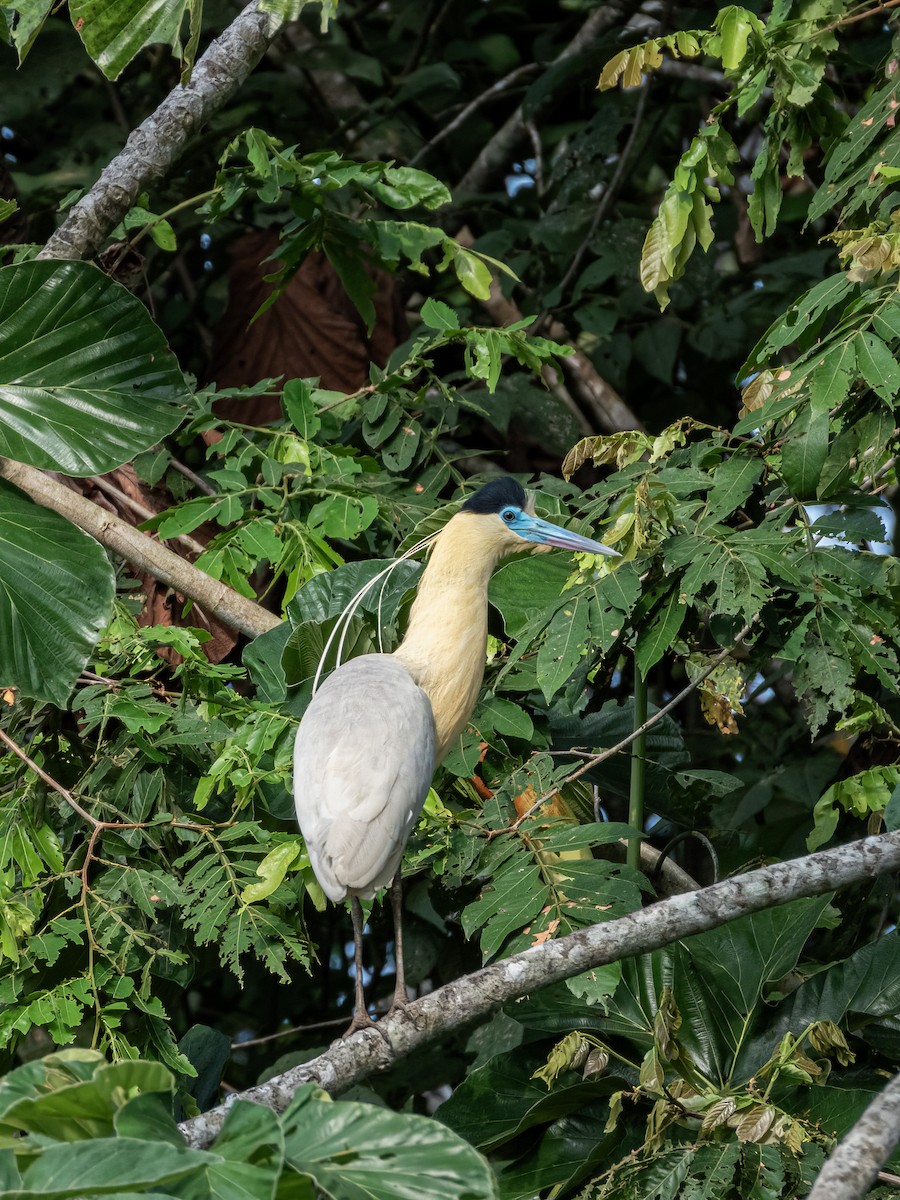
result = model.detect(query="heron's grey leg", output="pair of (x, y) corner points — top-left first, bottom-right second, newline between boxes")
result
(344, 897), (377, 1036)
(389, 874), (410, 1010)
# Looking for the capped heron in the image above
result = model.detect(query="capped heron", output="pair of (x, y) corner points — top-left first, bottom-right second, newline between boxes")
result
(293, 477), (617, 1032)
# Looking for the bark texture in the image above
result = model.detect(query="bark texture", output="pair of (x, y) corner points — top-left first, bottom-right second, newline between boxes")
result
(807, 1071), (900, 1200)
(38, 1), (283, 261)
(179, 831), (900, 1149)
(0, 458), (280, 639)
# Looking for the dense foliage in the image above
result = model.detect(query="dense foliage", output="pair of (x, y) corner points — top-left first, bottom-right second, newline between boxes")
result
(0, 0), (899, 1196)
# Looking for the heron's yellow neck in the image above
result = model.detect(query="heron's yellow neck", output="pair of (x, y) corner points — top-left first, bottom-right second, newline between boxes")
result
(394, 513), (504, 763)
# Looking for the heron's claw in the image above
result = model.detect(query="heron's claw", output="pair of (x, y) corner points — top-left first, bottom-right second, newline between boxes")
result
(342, 1011), (393, 1047)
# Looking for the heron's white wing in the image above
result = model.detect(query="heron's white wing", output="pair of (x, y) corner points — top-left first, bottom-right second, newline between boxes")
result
(293, 655), (436, 901)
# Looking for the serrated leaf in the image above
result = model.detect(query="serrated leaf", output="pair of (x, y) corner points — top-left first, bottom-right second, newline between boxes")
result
(809, 339), (857, 414)
(536, 596), (591, 704)
(635, 590), (686, 676)
(420, 297), (459, 330)
(855, 331), (900, 401)
(461, 858), (547, 960)
(705, 455), (763, 522)
(781, 407), (828, 500)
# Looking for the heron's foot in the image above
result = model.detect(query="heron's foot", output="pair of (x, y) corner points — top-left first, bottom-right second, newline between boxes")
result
(342, 1009), (394, 1046)
(388, 984), (412, 1014)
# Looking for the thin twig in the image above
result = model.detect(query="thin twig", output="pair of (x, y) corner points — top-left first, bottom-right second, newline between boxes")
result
(508, 618), (757, 832)
(170, 457), (217, 496)
(0, 728), (101, 828)
(826, 0), (900, 31)
(87, 475), (207, 556)
(234, 1016), (354, 1049)
(410, 63), (541, 166)
(542, 81), (652, 323)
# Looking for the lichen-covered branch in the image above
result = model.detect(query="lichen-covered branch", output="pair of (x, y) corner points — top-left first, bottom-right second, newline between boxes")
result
(180, 831), (900, 1149)
(807, 1070), (900, 1200)
(38, 0), (284, 261)
(0, 458), (280, 639)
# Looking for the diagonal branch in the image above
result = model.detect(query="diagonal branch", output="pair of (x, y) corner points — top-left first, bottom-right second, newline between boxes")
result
(179, 830), (900, 1149)
(808, 1070), (900, 1200)
(0, 458), (280, 639)
(38, 0), (285, 262)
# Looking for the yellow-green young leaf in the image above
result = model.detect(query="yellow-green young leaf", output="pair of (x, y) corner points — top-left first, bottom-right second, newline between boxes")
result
(604, 1090), (624, 1134)
(715, 6), (758, 70)
(598, 48), (630, 90)
(640, 217), (670, 298)
(242, 840), (301, 903)
(691, 190), (715, 252)
(674, 30), (701, 57)
(531, 1032), (591, 1089)
(622, 46), (647, 88)
(450, 246), (492, 300)
(149, 220), (177, 251)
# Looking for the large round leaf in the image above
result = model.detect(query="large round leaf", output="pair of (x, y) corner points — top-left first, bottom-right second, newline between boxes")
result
(282, 1085), (497, 1200)
(0, 479), (114, 706)
(0, 260), (189, 475)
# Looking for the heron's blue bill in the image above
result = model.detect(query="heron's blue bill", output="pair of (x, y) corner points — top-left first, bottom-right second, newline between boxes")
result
(511, 513), (620, 558)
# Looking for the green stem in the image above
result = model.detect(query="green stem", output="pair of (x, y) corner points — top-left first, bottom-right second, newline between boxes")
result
(628, 660), (648, 872)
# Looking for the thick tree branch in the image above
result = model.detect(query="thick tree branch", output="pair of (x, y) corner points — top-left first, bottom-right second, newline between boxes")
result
(808, 1071), (900, 1200)
(0, 458), (280, 639)
(456, 1), (634, 195)
(180, 831), (900, 1149)
(38, 0), (284, 261)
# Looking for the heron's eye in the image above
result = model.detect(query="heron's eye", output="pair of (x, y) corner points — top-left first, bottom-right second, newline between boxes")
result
(501, 508), (516, 523)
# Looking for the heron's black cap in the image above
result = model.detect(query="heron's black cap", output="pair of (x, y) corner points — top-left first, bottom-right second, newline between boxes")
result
(461, 477), (528, 514)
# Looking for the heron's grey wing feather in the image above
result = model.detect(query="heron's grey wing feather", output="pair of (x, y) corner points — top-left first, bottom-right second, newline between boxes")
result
(293, 656), (435, 901)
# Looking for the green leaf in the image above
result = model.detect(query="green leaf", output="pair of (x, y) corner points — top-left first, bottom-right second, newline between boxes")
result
(437, 1052), (617, 1153)
(420, 298), (459, 331)
(282, 1085), (497, 1200)
(369, 166), (450, 210)
(635, 590), (686, 676)
(0, 479), (115, 705)
(69, 0), (191, 80)
(704, 455), (763, 522)
(450, 246), (492, 300)
(241, 841), (301, 904)
(462, 857), (548, 960)
(283, 379), (321, 440)
(809, 340), (857, 415)
(781, 407), (828, 500)
(536, 595), (591, 704)
(0, 261), (188, 475)
(207, 1100), (284, 1200)
(855, 331), (900, 402)
(716, 6), (756, 70)
(17, 1136), (215, 1196)
(2, 0), (52, 60)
